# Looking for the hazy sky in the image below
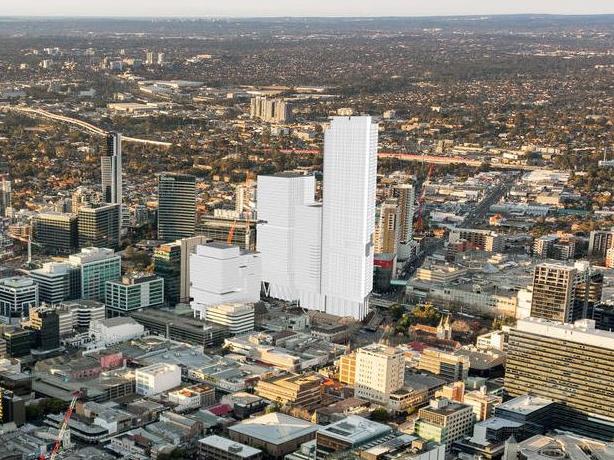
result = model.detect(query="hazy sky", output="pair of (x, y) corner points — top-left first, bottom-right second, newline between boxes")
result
(0, 0), (612, 17)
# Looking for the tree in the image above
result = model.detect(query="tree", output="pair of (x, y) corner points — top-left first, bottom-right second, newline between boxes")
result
(371, 408), (391, 423)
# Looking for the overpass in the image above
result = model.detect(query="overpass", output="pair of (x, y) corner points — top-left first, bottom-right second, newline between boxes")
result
(0, 105), (174, 147)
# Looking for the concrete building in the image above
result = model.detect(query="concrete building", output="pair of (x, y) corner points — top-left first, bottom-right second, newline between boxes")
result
(77, 204), (121, 249)
(448, 228), (504, 253)
(374, 198), (400, 255)
(250, 96), (293, 123)
(417, 349), (470, 382)
(464, 387), (503, 422)
(129, 309), (229, 347)
(228, 413), (318, 459)
(89, 317), (144, 348)
(413, 399), (474, 452)
(255, 373), (322, 409)
(0, 277), (38, 323)
(29, 262), (79, 305)
(68, 247), (121, 302)
(530, 261), (602, 323)
(588, 228), (614, 258)
(105, 274), (164, 316)
(57, 299), (105, 331)
(158, 173), (196, 242)
(315, 415), (393, 459)
(178, 236), (210, 303)
(197, 216), (256, 251)
(0, 173), (11, 217)
(505, 318), (614, 439)
(168, 384), (215, 412)
(205, 303), (255, 335)
(338, 352), (356, 385)
(198, 435), (263, 460)
(135, 363), (181, 396)
(190, 243), (261, 320)
(394, 183), (416, 261)
(33, 212), (78, 254)
(355, 344), (405, 404)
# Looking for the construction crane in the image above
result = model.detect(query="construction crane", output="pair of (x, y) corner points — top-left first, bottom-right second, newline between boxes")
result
(227, 218), (238, 245)
(40, 391), (81, 460)
(8, 227), (41, 267)
(414, 162), (434, 235)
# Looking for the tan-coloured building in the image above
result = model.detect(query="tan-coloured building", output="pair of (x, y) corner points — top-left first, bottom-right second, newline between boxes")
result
(355, 344), (405, 404)
(338, 352), (356, 385)
(255, 373), (322, 409)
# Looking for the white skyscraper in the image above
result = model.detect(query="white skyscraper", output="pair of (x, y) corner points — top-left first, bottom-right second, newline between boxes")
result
(256, 116), (377, 320)
(320, 116), (377, 318)
(257, 173), (320, 304)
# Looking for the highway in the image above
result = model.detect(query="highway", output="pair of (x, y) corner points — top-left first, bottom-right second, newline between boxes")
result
(0, 105), (174, 147)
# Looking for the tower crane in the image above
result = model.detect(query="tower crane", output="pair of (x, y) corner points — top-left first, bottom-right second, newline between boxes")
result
(39, 391), (81, 460)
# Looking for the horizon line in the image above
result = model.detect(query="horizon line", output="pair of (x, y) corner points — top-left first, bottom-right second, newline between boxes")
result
(1, 12), (614, 20)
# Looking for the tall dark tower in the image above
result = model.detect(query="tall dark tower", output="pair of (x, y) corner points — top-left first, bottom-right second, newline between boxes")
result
(101, 132), (122, 205)
(158, 173), (196, 242)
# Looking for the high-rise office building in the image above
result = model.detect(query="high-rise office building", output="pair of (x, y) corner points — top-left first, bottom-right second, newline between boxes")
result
(105, 274), (164, 316)
(190, 243), (261, 320)
(29, 262), (79, 305)
(374, 198), (400, 255)
(354, 344), (405, 404)
(158, 173), (196, 242)
(530, 261), (602, 323)
(68, 247), (121, 301)
(101, 132), (123, 205)
(320, 116), (377, 319)
(154, 241), (181, 306)
(77, 204), (121, 249)
(33, 212), (78, 254)
(393, 183), (415, 261)
(0, 278), (38, 323)
(505, 318), (614, 439)
(28, 306), (60, 351)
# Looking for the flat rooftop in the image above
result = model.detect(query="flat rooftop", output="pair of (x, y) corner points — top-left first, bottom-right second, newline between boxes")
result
(199, 435), (262, 458)
(496, 395), (554, 415)
(317, 416), (392, 445)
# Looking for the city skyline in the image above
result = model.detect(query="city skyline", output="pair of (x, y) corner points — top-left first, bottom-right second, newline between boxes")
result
(1, 0), (613, 17)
